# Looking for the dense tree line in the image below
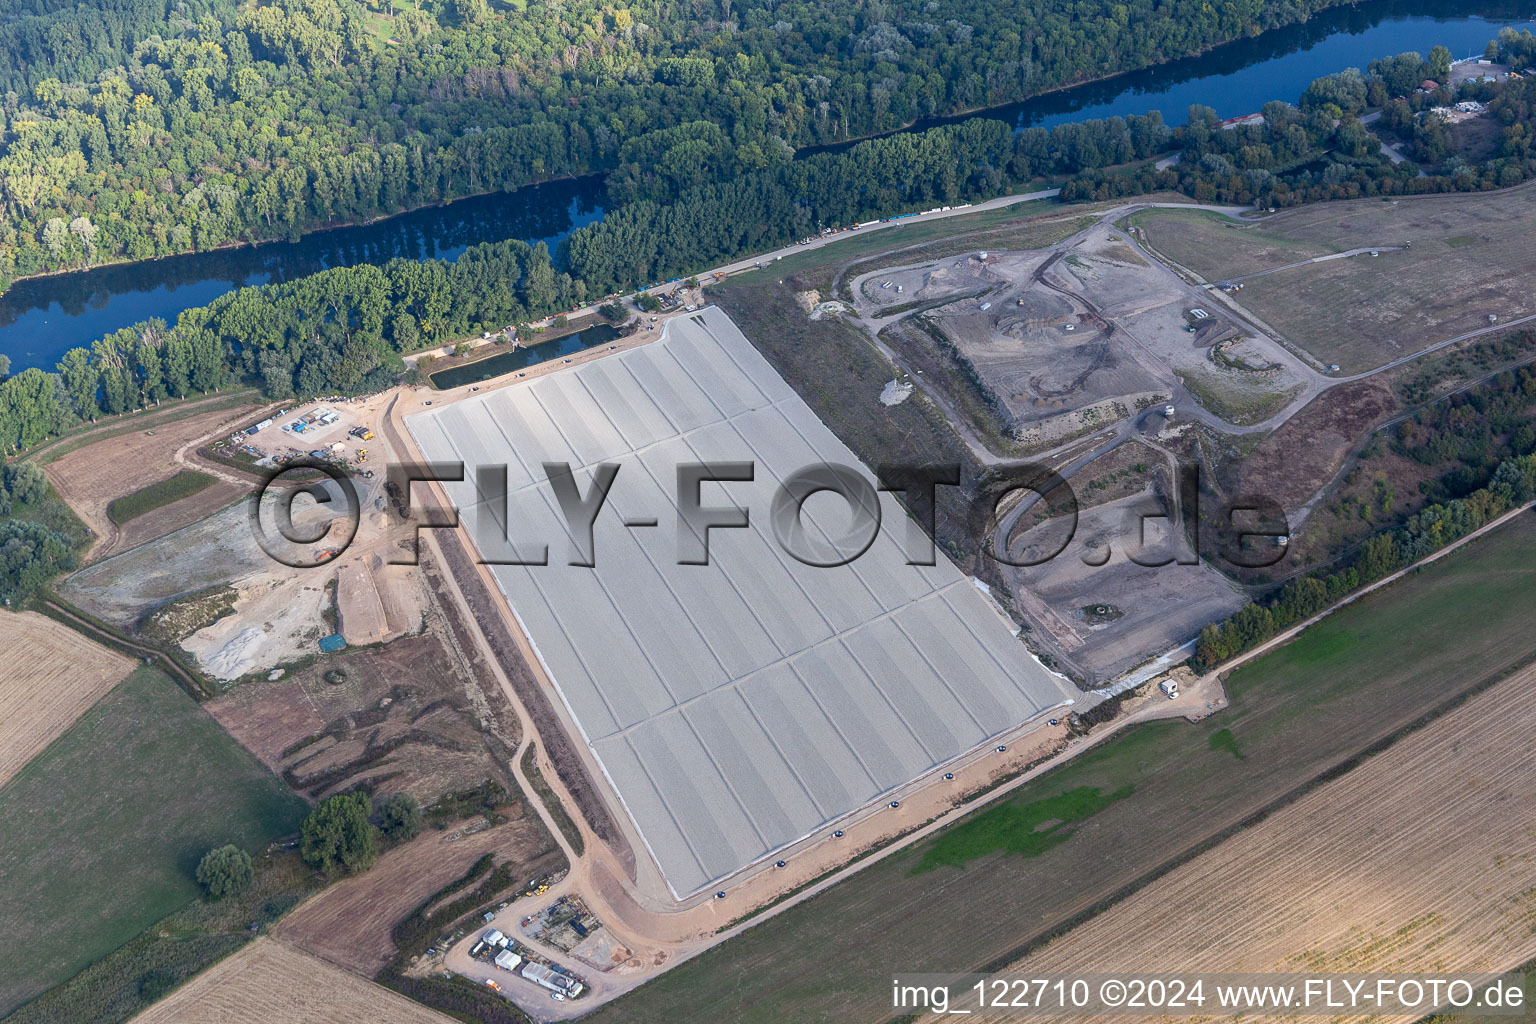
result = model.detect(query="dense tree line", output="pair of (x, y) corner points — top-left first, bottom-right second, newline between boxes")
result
(1393, 366), (1536, 504)
(12, 39), (1536, 465)
(1066, 36), (1536, 209)
(0, 458), (81, 604)
(0, 236), (572, 452)
(0, 0), (1362, 285)
(1195, 452), (1536, 670)
(563, 113), (1171, 293)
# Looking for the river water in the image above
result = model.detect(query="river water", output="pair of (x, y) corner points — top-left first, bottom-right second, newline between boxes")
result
(0, 178), (604, 374)
(1, 0), (1531, 374)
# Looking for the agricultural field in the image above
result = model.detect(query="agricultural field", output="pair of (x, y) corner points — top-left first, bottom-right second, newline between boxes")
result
(275, 816), (563, 975)
(0, 667), (306, 1016)
(127, 938), (456, 1024)
(41, 398), (262, 560)
(3, 853), (323, 1024)
(0, 611), (132, 787)
(584, 512), (1536, 1024)
(980, 662), (1536, 1019)
(1133, 186), (1536, 372)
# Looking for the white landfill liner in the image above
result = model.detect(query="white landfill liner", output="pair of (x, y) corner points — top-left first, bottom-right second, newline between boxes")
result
(408, 306), (1076, 896)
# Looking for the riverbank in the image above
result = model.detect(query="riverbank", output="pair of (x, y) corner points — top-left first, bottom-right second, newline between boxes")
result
(0, 172), (603, 295)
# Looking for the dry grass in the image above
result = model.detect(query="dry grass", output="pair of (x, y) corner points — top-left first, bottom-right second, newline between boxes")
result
(0, 611), (133, 787)
(1224, 379), (1399, 512)
(206, 627), (520, 804)
(970, 662), (1536, 1022)
(128, 938), (455, 1024)
(1135, 188), (1536, 372)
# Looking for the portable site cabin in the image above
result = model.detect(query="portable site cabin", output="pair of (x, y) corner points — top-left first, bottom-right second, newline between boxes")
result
(495, 950), (523, 972)
(1158, 678), (1179, 700)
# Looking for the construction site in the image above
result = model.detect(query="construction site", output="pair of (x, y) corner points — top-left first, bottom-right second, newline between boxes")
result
(21, 177), (1536, 1024)
(857, 222), (1313, 447)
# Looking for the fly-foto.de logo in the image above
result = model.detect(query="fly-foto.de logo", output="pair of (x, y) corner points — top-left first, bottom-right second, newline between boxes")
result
(250, 459), (1290, 572)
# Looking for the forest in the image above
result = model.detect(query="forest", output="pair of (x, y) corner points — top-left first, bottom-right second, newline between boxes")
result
(13, 29), (1536, 459)
(0, 0), (1361, 284)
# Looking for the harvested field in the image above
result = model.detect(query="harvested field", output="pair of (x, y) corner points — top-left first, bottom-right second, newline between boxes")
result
(43, 399), (263, 560)
(276, 817), (562, 975)
(207, 616), (519, 805)
(975, 662), (1536, 1021)
(127, 938), (455, 1024)
(0, 611), (134, 787)
(582, 512), (1536, 1024)
(1134, 189), (1536, 372)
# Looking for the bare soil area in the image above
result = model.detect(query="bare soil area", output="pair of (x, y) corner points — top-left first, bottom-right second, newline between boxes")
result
(971, 662), (1536, 1022)
(43, 400), (264, 560)
(1002, 494), (1245, 685)
(206, 610), (520, 804)
(0, 612), (133, 787)
(891, 249), (1168, 440)
(127, 937), (455, 1024)
(276, 816), (563, 976)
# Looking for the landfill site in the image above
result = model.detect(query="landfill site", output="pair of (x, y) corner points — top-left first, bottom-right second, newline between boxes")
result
(404, 306), (1079, 898)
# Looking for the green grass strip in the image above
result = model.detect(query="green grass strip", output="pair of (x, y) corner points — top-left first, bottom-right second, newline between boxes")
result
(106, 471), (217, 525)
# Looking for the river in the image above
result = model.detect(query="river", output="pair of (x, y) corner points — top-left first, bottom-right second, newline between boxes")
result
(1, 0), (1531, 374)
(0, 177), (604, 374)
